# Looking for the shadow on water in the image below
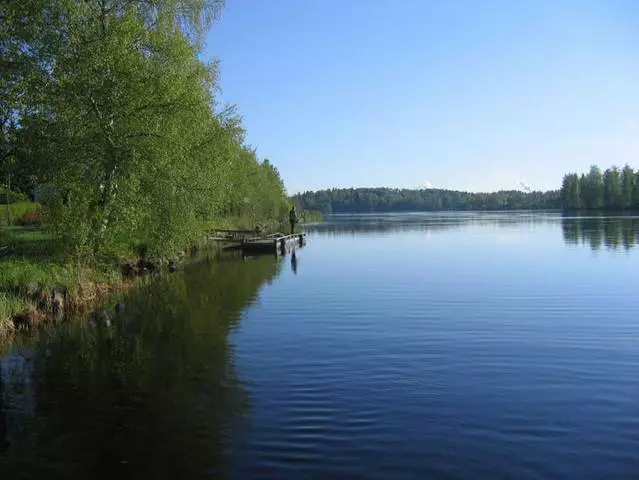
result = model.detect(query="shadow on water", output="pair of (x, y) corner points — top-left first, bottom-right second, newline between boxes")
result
(562, 215), (639, 251)
(0, 252), (283, 479)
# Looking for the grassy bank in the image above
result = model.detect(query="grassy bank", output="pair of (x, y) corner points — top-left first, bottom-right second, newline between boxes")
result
(0, 293), (27, 336)
(0, 226), (124, 339)
(0, 223), (198, 340)
(0, 212), (322, 340)
(0, 201), (40, 226)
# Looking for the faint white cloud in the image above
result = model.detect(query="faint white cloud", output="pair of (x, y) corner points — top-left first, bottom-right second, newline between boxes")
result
(424, 180), (433, 189)
(518, 180), (532, 192)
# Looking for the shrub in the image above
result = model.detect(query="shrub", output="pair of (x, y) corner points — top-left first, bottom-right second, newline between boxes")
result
(0, 187), (28, 204)
(0, 202), (41, 226)
(16, 209), (42, 226)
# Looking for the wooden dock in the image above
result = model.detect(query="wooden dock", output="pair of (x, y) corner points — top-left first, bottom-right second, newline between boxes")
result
(209, 230), (306, 255)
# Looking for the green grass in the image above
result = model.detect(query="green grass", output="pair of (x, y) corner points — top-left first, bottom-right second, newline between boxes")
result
(0, 293), (27, 319)
(0, 226), (122, 329)
(0, 213), (286, 332)
(0, 293), (28, 333)
(0, 201), (40, 226)
(0, 259), (70, 291)
(0, 227), (66, 326)
(0, 226), (62, 261)
(0, 229), (120, 291)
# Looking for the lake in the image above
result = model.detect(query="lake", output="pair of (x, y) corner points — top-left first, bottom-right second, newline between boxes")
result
(1, 212), (638, 479)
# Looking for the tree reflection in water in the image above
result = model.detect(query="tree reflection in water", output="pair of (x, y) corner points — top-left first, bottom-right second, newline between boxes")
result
(0, 252), (283, 479)
(562, 216), (639, 251)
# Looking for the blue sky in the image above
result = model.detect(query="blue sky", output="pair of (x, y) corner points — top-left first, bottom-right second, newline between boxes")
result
(203, 0), (639, 193)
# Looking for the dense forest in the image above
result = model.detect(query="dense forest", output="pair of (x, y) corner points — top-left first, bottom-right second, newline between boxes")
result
(1, 0), (289, 259)
(293, 188), (561, 213)
(294, 165), (639, 214)
(561, 165), (639, 210)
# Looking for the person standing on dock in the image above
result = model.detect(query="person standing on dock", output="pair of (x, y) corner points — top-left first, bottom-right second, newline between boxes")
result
(289, 205), (298, 234)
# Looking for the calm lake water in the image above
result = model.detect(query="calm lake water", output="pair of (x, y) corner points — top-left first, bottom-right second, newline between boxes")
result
(1, 212), (638, 479)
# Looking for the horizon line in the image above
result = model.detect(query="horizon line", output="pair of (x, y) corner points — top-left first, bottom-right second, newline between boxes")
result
(290, 186), (559, 196)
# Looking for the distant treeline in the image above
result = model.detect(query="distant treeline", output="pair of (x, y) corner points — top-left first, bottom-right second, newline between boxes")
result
(294, 165), (639, 214)
(561, 165), (639, 210)
(293, 188), (560, 213)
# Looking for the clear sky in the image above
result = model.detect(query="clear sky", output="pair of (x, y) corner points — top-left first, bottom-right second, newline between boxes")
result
(203, 0), (639, 193)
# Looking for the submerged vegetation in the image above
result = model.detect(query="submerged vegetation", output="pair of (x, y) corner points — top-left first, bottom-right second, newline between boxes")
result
(0, 0), (290, 329)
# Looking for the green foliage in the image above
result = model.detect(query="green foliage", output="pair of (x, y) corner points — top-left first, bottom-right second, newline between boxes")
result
(0, 259), (68, 292)
(562, 165), (638, 210)
(0, 201), (40, 226)
(4, 0), (288, 261)
(603, 167), (622, 209)
(0, 293), (27, 329)
(15, 209), (42, 226)
(561, 173), (581, 209)
(578, 166), (605, 209)
(621, 165), (634, 208)
(0, 226), (115, 281)
(0, 227), (70, 290)
(298, 210), (324, 223)
(0, 187), (28, 204)
(293, 188), (560, 213)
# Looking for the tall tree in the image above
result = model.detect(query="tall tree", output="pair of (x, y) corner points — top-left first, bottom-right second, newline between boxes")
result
(581, 165), (604, 209)
(561, 173), (581, 209)
(603, 166), (622, 209)
(1, 0), (67, 192)
(5, 0), (291, 260)
(621, 164), (635, 209)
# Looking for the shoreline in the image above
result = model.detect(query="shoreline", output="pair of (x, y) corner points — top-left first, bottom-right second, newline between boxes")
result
(0, 246), (204, 345)
(0, 216), (319, 344)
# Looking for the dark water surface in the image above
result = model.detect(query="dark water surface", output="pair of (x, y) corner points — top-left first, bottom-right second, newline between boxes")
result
(1, 212), (638, 479)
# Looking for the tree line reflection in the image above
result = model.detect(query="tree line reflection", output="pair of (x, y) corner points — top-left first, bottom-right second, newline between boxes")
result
(307, 212), (558, 237)
(0, 252), (283, 479)
(305, 213), (639, 251)
(562, 216), (639, 251)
